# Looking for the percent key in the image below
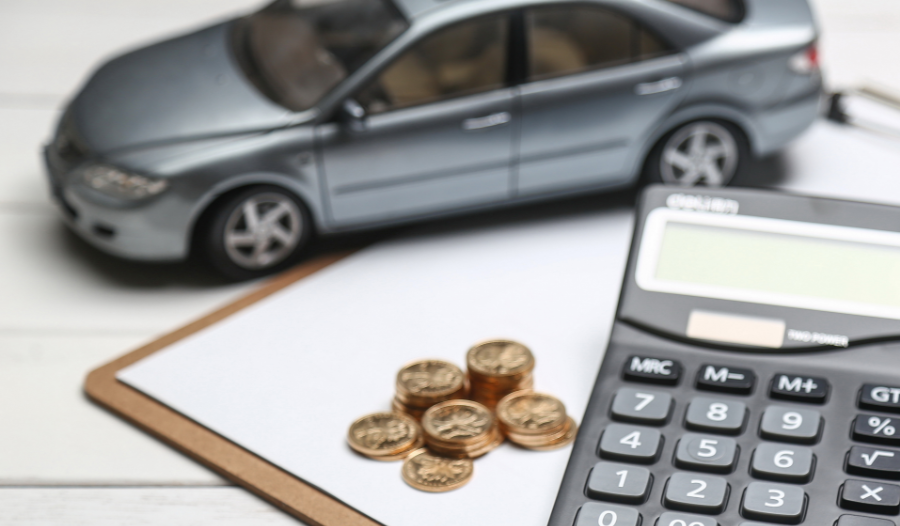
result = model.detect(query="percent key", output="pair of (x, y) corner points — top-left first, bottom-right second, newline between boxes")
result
(854, 414), (900, 445)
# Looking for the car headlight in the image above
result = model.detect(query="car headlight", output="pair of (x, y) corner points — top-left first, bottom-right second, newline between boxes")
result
(81, 164), (169, 200)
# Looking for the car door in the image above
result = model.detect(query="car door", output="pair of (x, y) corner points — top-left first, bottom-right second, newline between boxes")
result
(316, 13), (517, 226)
(515, 4), (688, 196)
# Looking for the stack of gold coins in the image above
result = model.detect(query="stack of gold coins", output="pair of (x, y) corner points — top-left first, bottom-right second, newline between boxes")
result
(495, 390), (577, 451)
(402, 449), (474, 493)
(421, 399), (503, 459)
(466, 340), (535, 408)
(393, 359), (469, 420)
(347, 412), (425, 461)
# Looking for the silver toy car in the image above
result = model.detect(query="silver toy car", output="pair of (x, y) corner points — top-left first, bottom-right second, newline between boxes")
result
(45, 0), (822, 280)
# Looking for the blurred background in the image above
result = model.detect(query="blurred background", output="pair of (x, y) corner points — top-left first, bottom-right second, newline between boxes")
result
(1, 0), (899, 523)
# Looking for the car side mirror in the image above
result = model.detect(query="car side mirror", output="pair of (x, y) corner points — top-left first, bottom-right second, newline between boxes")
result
(340, 99), (367, 132)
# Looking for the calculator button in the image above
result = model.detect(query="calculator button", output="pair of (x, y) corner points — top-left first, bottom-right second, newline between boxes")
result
(575, 502), (640, 526)
(855, 414), (900, 445)
(759, 406), (821, 444)
(623, 355), (682, 385)
(598, 424), (662, 464)
(611, 387), (673, 425)
(860, 384), (900, 413)
(847, 446), (900, 480)
(685, 397), (747, 435)
(657, 512), (717, 526)
(663, 472), (729, 514)
(840, 480), (900, 515)
(837, 514), (897, 526)
(586, 462), (652, 504)
(696, 364), (755, 395)
(741, 482), (806, 524)
(750, 443), (815, 483)
(674, 433), (739, 473)
(770, 374), (829, 404)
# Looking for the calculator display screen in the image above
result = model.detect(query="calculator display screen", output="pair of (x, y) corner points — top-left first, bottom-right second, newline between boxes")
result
(636, 208), (900, 320)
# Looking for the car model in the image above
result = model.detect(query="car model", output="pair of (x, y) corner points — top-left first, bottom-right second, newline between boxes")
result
(45, 0), (822, 280)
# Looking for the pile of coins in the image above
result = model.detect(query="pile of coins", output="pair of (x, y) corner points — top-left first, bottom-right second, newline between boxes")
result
(466, 340), (535, 408)
(421, 400), (504, 459)
(393, 360), (468, 420)
(347, 339), (576, 493)
(401, 449), (474, 492)
(496, 390), (577, 451)
(347, 412), (424, 461)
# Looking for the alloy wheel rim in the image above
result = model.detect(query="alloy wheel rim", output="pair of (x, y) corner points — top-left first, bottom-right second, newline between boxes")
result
(223, 193), (302, 270)
(660, 122), (738, 187)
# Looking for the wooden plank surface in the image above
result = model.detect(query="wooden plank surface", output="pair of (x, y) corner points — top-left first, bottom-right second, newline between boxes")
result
(0, 488), (302, 526)
(0, 0), (897, 523)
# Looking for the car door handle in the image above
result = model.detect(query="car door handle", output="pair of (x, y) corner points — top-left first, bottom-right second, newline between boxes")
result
(635, 77), (683, 96)
(462, 112), (511, 131)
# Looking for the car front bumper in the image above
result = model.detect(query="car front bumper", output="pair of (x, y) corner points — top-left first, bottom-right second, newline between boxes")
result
(44, 146), (193, 262)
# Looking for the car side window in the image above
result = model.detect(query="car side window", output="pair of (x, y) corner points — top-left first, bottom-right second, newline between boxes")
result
(526, 5), (671, 82)
(356, 15), (509, 114)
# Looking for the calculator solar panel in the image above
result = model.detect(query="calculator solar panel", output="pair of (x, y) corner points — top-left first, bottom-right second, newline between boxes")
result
(548, 186), (900, 526)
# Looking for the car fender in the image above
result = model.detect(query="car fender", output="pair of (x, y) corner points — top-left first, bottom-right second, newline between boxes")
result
(630, 102), (762, 179)
(185, 171), (325, 246)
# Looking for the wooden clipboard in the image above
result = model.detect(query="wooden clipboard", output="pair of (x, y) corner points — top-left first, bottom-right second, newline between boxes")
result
(84, 252), (379, 526)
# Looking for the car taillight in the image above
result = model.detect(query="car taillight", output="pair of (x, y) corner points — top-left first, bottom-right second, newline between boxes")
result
(790, 43), (820, 74)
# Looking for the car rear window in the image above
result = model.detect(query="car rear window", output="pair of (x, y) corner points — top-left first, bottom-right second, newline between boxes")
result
(661, 0), (745, 23)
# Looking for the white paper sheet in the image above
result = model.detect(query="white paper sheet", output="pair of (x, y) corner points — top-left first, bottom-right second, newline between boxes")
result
(118, 118), (900, 526)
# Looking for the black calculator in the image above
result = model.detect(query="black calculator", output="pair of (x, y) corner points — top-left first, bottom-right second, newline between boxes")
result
(549, 186), (900, 526)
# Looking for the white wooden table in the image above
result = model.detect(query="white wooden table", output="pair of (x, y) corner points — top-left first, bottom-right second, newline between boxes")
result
(0, 1), (896, 523)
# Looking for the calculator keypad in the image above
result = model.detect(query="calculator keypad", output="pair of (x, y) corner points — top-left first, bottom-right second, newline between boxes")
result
(586, 462), (652, 503)
(657, 512), (717, 526)
(674, 433), (738, 473)
(846, 446), (900, 479)
(685, 397), (746, 434)
(854, 414), (900, 446)
(750, 443), (815, 483)
(771, 374), (829, 403)
(565, 357), (900, 526)
(696, 364), (756, 394)
(663, 472), (730, 514)
(610, 387), (672, 425)
(741, 481), (806, 523)
(598, 424), (662, 463)
(840, 480), (900, 515)
(759, 406), (822, 443)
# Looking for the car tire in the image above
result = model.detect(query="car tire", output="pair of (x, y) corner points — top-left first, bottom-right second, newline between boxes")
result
(195, 185), (311, 282)
(644, 120), (749, 187)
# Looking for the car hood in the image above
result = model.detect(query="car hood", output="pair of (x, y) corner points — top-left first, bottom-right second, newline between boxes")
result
(70, 21), (295, 154)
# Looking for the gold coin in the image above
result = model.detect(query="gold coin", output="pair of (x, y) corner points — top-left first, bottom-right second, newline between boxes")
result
(496, 391), (568, 436)
(467, 340), (535, 377)
(518, 417), (578, 451)
(402, 449), (473, 492)
(347, 412), (421, 458)
(396, 360), (466, 402)
(421, 400), (494, 445)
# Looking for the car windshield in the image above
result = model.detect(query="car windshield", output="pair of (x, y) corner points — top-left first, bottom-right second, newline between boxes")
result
(239, 0), (408, 112)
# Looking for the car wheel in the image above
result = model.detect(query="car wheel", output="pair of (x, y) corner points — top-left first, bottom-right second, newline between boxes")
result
(196, 186), (311, 281)
(645, 120), (747, 187)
